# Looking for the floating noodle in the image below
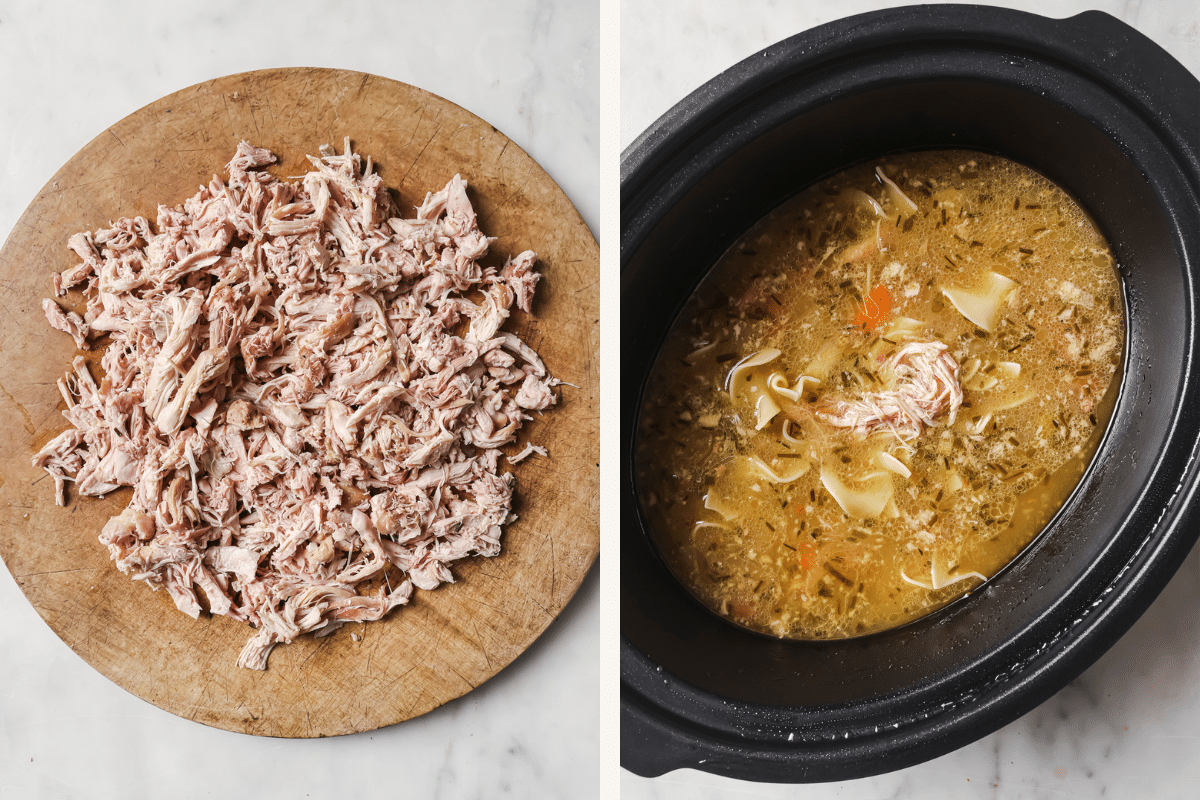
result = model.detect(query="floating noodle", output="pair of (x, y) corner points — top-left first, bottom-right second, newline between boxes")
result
(755, 394), (781, 429)
(877, 451), (912, 479)
(901, 558), (988, 592)
(727, 348), (781, 394)
(820, 468), (894, 518)
(941, 271), (1017, 333)
(876, 166), (919, 215)
(747, 455), (809, 484)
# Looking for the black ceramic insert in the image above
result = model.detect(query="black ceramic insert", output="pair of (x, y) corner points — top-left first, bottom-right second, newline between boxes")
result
(621, 4), (1200, 783)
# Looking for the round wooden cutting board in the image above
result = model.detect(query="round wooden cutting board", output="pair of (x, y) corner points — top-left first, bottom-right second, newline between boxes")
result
(0, 68), (598, 737)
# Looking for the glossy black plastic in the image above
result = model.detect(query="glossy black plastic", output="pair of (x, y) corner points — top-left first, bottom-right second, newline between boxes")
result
(621, 4), (1200, 782)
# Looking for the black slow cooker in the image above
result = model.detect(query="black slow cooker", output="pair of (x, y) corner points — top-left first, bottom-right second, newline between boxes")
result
(621, 4), (1200, 782)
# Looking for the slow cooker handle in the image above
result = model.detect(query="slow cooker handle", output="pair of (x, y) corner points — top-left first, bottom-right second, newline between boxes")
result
(1050, 11), (1200, 178)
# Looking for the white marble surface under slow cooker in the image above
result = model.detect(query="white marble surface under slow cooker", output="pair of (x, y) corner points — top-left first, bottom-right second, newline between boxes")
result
(622, 1), (1200, 798)
(0, 2), (597, 799)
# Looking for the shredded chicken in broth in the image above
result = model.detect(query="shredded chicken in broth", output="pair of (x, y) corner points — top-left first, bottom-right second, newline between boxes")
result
(635, 151), (1123, 639)
(34, 141), (559, 669)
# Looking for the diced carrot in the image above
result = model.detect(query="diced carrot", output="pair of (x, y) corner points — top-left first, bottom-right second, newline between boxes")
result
(797, 543), (818, 571)
(730, 600), (756, 620)
(853, 284), (892, 332)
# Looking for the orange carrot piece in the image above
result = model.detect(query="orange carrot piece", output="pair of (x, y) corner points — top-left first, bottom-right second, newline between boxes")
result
(797, 543), (818, 572)
(730, 600), (756, 620)
(853, 284), (892, 332)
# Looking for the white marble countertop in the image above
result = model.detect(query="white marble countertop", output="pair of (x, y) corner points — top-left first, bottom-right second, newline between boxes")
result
(0, 2), (597, 798)
(622, 1), (1200, 798)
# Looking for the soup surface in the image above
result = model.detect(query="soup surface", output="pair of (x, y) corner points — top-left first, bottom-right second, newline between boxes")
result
(634, 151), (1124, 639)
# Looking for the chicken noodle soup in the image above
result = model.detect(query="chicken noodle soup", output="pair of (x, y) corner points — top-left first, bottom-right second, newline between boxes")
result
(635, 151), (1123, 639)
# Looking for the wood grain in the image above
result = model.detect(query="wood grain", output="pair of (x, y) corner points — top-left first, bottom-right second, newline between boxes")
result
(0, 68), (598, 737)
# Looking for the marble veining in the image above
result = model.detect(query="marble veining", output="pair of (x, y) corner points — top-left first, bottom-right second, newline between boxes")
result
(0, 2), (597, 799)
(622, 1), (1200, 798)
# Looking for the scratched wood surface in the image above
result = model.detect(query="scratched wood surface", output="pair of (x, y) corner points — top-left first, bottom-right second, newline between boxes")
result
(0, 68), (598, 737)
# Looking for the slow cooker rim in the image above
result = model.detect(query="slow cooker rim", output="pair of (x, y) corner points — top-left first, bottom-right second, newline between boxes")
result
(622, 4), (1200, 207)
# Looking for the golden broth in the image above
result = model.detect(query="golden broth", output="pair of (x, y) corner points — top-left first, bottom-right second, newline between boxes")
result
(634, 151), (1123, 639)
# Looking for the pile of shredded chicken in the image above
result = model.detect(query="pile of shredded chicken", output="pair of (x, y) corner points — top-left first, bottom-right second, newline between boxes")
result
(33, 140), (559, 669)
(817, 339), (962, 442)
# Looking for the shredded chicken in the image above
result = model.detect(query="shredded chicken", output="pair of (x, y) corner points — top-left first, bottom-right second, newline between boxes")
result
(33, 139), (558, 670)
(507, 442), (548, 464)
(817, 339), (962, 441)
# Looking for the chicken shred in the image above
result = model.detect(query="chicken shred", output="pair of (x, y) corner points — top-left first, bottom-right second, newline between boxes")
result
(507, 442), (549, 464)
(33, 139), (558, 670)
(817, 339), (962, 441)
